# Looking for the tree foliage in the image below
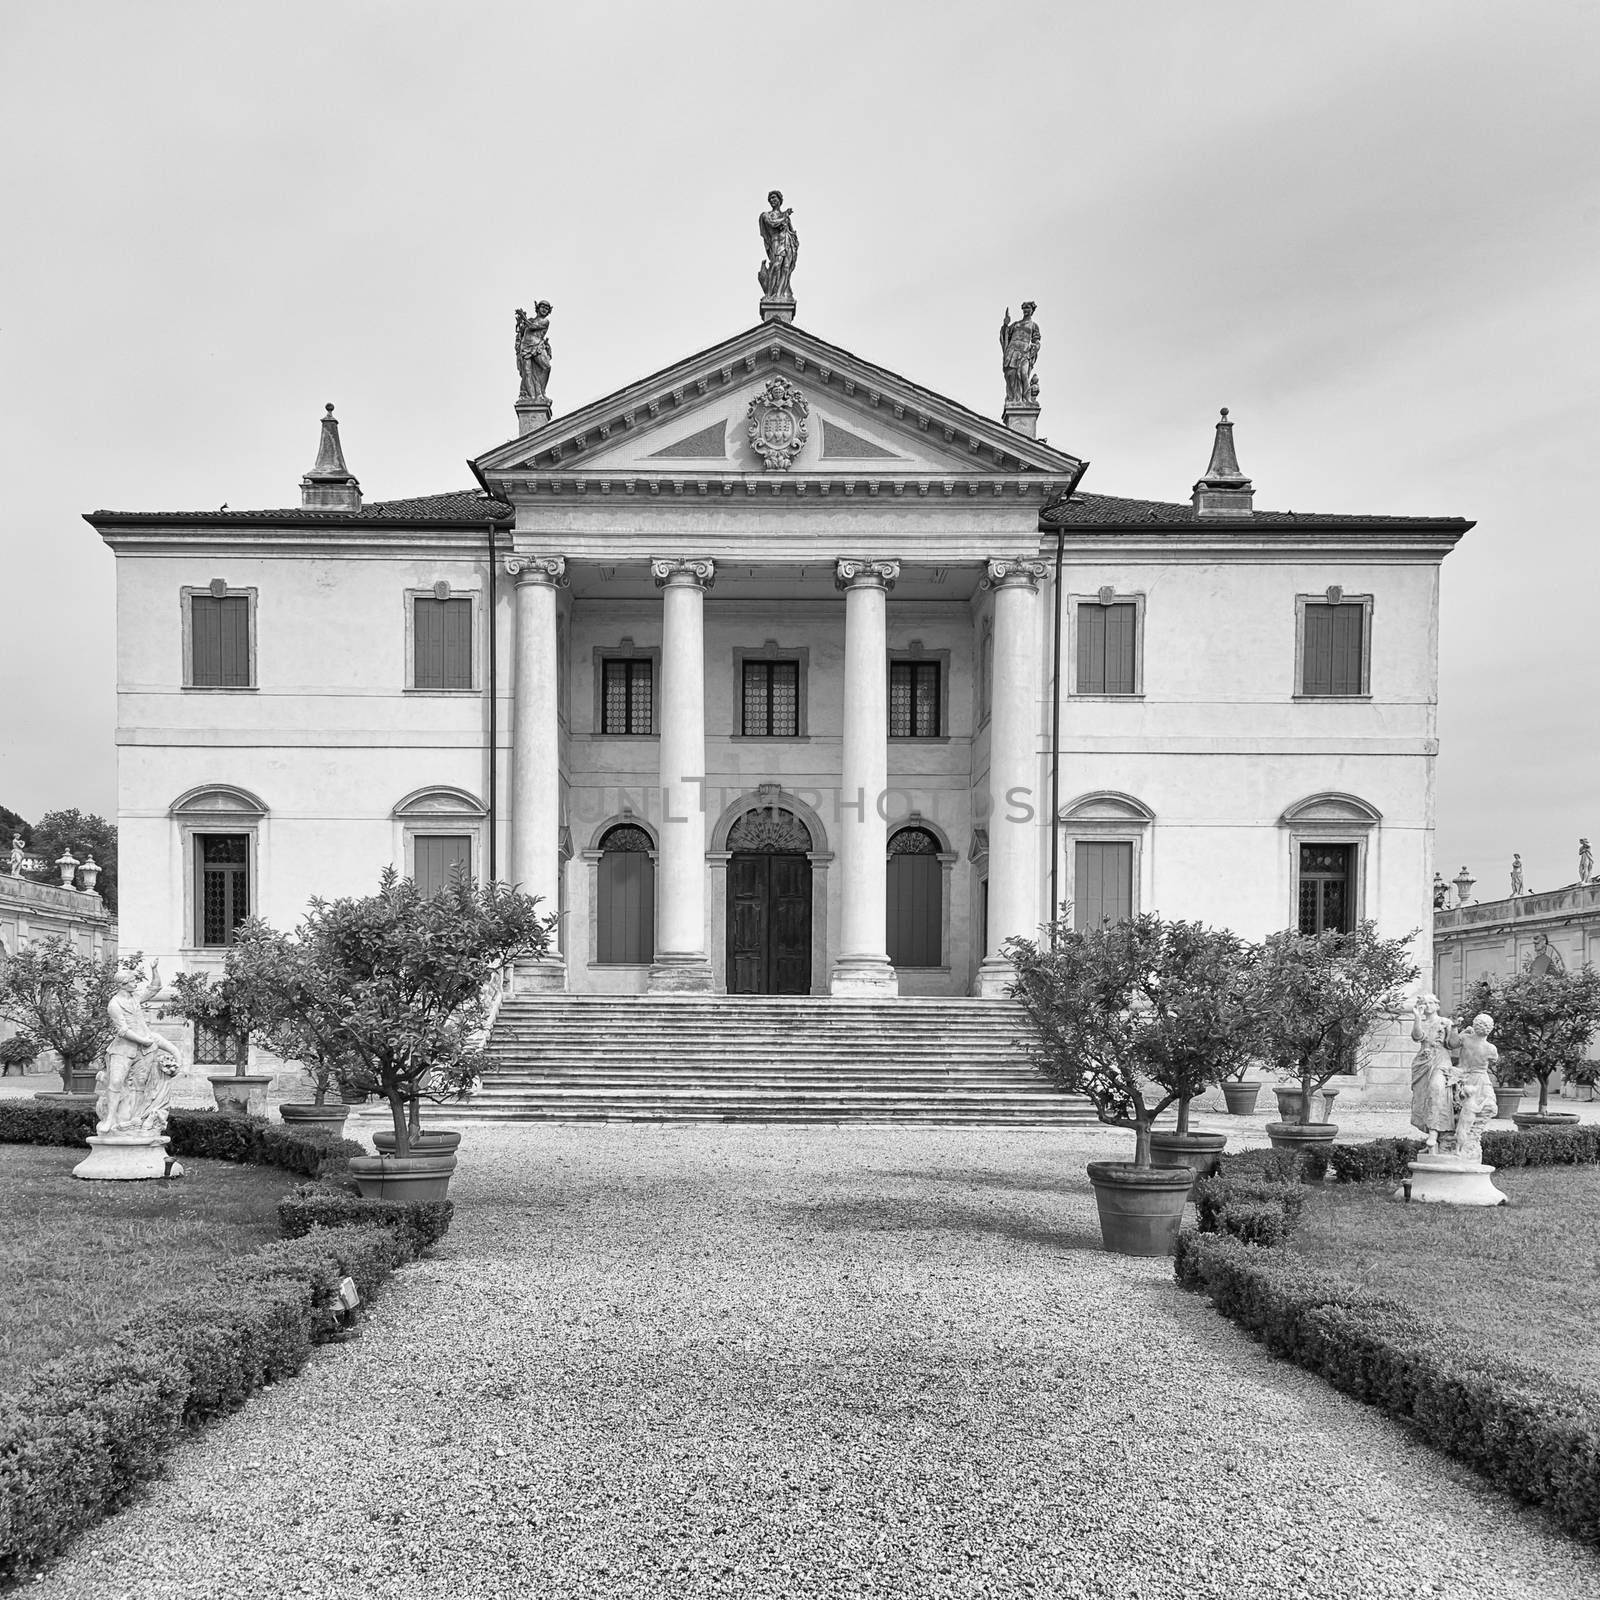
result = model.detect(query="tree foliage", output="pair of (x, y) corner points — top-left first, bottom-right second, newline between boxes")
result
(1462, 965), (1600, 1113)
(1006, 914), (1258, 1165)
(219, 869), (555, 1153)
(0, 937), (144, 1091)
(1248, 922), (1419, 1120)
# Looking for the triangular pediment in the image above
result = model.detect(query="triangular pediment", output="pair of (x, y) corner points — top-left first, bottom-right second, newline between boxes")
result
(475, 322), (1082, 483)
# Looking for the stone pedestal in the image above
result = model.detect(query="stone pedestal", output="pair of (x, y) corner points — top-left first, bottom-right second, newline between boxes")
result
(1397, 1154), (1508, 1207)
(1002, 402), (1041, 438)
(515, 397), (552, 435)
(74, 1134), (178, 1181)
(759, 297), (795, 324)
(647, 954), (715, 993)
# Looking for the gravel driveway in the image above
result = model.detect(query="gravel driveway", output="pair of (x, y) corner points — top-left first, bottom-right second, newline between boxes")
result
(32, 1123), (1600, 1600)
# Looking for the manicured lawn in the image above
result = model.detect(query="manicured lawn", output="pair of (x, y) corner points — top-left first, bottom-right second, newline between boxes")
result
(0, 1144), (293, 1394)
(1290, 1163), (1600, 1395)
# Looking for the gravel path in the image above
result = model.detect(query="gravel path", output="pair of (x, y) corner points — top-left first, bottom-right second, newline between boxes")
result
(30, 1122), (1600, 1600)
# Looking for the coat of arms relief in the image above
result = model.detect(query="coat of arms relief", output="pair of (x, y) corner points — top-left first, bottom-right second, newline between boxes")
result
(745, 377), (809, 471)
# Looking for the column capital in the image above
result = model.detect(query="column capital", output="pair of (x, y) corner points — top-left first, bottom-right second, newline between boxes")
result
(982, 557), (1049, 592)
(506, 555), (567, 587)
(651, 557), (716, 591)
(834, 558), (900, 592)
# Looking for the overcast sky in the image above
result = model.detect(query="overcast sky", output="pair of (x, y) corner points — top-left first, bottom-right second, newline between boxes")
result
(3, 0), (1595, 897)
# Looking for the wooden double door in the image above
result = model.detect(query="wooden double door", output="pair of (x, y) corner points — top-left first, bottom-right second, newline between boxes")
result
(727, 852), (811, 994)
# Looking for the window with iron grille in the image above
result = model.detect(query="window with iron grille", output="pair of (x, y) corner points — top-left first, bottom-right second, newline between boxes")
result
(601, 659), (654, 734)
(196, 833), (249, 947)
(889, 661), (940, 738)
(193, 1021), (244, 1066)
(742, 660), (800, 737)
(1298, 843), (1354, 934)
(189, 594), (251, 687)
(413, 597), (473, 690)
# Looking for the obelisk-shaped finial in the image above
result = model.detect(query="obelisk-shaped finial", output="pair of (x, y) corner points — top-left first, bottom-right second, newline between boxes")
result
(300, 404), (362, 511)
(1192, 407), (1254, 518)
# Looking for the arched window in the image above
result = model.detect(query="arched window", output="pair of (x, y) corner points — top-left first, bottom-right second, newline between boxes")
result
(887, 826), (942, 968)
(597, 824), (655, 965)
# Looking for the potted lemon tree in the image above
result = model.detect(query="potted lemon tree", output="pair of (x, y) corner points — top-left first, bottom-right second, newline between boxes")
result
(1249, 922), (1418, 1153)
(222, 868), (555, 1200)
(0, 937), (142, 1098)
(1007, 915), (1245, 1256)
(1463, 965), (1600, 1129)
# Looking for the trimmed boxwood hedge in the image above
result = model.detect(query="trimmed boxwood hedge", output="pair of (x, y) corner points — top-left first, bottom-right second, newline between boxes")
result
(0, 1097), (362, 1178)
(1176, 1231), (1600, 1544)
(0, 1093), (455, 1582)
(1322, 1123), (1600, 1185)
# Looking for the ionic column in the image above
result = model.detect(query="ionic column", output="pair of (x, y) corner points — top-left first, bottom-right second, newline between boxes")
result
(977, 556), (1049, 997)
(831, 558), (900, 996)
(507, 556), (568, 989)
(648, 558), (715, 992)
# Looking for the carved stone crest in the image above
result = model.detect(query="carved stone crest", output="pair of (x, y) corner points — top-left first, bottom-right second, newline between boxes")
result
(746, 378), (810, 472)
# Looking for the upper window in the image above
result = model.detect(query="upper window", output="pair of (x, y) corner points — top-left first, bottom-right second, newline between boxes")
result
(196, 833), (249, 946)
(1298, 593), (1371, 697)
(1298, 843), (1354, 934)
(1075, 598), (1141, 695)
(889, 661), (941, 739)
(742, 660), (800, 737)
(602, 659), (654, 734)
(187, 590), (253, 688)
(1074, 840), (1134, 931)
(413, 596), (473, 690)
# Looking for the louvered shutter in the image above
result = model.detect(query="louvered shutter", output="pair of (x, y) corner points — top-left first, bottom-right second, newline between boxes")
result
(415, 834), (472, 896)
(1077, 604), (1106, 693)
(441, 598), (472, 689)
(1302, 605), (1333, 695)
(191, 595), (250, 687)
(1074, 841), (1133, 930)
(1104, 603), (1136, 694)
(414, 599), (443, 688)
(1330, 603), (1363, 695)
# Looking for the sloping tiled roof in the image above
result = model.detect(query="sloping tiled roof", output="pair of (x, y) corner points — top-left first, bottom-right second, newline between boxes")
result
(87, 489), (513, 527)
(1041, 491), (1470, 530)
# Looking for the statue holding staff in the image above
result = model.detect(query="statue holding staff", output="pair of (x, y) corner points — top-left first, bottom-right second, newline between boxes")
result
(999, 302), (1041, 406)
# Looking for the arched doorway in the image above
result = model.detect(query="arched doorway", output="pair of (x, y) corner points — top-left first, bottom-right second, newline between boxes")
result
(726, 808), (813, 994)
(887, 825), (942, 968)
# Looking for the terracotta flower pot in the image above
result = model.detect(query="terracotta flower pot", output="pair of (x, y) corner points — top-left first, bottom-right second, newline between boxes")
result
(1265, 1120), (1339, 1152)
(1512, 1111), (1580, 1130)
(208, 1073), (275, 1117)
(279, 1102), (352, 1133)
(1149, 1131), (1228, 1191)
(1085, 1161), (1194, 1257)
(372, 1128), (461, 1158)
(1493, 1087), (1524, 1120)
(1221, 1081), (1262, 1116)
(1272, 1086), (1314, 1122)
(348, 1153), (456, 1202)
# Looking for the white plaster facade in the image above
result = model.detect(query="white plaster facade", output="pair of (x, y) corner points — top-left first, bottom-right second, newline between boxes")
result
(91, 316), (1470, 1082)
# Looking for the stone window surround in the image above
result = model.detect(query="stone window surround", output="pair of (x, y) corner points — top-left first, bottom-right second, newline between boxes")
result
(170, 784), (268, 955)
(886, 812), (958, 974)
(1293, 590), (1374, 701)
(180, 583), (258, 692)
(591, 637), (662, 738)
(887, 639), (952, 742)
(731, 641), (811, 741)
(1055, 791), (1155, 927)
(392, 785), (487, 888)
(403, 583), (483, 695)
(581, 811), (659, 970)
(1280, 792), (1381, 931)
(1066, 589), (1146, 699)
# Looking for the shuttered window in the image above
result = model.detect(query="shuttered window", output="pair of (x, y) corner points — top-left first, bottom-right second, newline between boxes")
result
(1076, 602), (1138, 694)
(889, 661), (941, 738)
(1073, 841), (1134, 931)
(887, 827), (942, 967)
(413, 597), (473, 690)
(601, 659), (653, 734)
(1301, 602), (1366, 696)
(742, 660), (800, 736)
(414, 834), (473, 897)
(190, 595), (251, 687)
(196, 834), (249, 946)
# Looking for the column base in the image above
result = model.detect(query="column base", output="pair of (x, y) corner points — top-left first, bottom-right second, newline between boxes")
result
(829, 958), (899, 997)
(74, 1135), (179, 1182)
(973, 957), (1018, 999)
(512, 956), (567, 993)
(647, 956), (714, 994)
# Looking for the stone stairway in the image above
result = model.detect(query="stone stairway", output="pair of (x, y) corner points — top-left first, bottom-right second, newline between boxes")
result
(459, 995), (1095, 1125)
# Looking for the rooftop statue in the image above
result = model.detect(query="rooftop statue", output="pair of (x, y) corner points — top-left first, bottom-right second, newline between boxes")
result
(1580, 837), (1593, 885)
(515, 302), (553, 403)
(1510, 852), (1525, 897)
(1000, 302), (1041, 407)
(757, 191), (799, 303)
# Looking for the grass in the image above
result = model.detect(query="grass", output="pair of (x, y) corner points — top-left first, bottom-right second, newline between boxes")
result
(0, 1144), (293, 1394)
(1289, 1163), (1600, 1395)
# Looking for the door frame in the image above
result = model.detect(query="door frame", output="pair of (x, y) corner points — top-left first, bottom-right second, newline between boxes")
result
(725, 850), (813, 994)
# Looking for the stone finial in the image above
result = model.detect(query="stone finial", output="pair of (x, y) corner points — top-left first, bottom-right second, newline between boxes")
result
(757, 190), (798, 322)
(1192, 407), (1254, 518)
(300, 404), (362, 512)
(56, 850), (79, 889)
(1452, 865), (1475, 906)
(80, 856), (101, 895)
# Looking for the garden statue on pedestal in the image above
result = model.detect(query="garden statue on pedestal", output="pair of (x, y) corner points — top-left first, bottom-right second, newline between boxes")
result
(74, 964), (185, 1181)
(1398, 1012), (1507, 1206)
(1408, 994), (1454, 1152)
